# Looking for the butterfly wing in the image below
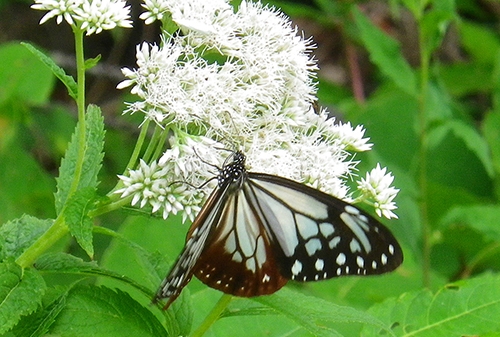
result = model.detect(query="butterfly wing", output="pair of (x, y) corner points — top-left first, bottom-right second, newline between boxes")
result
(192, 185), (288, 297)
(153, 183), (231, 309)
(155, 164), (403, 309)
(245, 173), (403, 281)
(153, 175), (288, 308)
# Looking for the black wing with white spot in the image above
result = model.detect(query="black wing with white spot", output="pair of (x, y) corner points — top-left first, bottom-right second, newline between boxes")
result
(246, 173), (403, 282)
(152, 182), (231, 309)
(154, 151), (403, 309)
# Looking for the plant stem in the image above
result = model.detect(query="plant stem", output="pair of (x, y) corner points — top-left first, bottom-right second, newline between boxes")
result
(16, 27), (88, 268)
(68, 26), (87, 198)
(16, 216), (69, 267)
(90, 195), (133, 217)
(190, 294), (232, 337)
(417, 20), (431, 288)
(125, 119), (150, 172)
(143, 124), (164, 163)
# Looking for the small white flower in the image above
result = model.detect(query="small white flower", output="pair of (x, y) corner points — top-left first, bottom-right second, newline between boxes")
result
(139, 0), (170, 25)
(31, 0), (83, 25)
(32, 0), (132, 35)
(357, 164), (399, 219)
(73, 0), (132, 35)
(117, 0), (400, 222)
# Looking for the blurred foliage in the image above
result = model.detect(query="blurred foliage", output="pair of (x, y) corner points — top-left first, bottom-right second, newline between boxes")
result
(2, 0), (500, 336)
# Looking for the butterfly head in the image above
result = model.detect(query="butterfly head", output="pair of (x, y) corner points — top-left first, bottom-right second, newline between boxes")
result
(218, 150), (247, 189)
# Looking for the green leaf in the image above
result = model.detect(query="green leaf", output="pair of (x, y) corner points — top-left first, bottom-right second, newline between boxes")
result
(352, 7), (417, 96)
(35, 252), (154, 299)
(49, 285), (168, 337)
(0, 42), (55, 105)
(483, 110), (500, 178)
(460, 20), (500, 64)
(440, 205), (500, 242)
(9, 290), (67, 337)
(35, 252), (98, 271)
(0, 215), (52, 260)
(428, 120), (494, 177)
(439, 62), (492, 96)
(21, 42), (77, 100)
(362, 273), (500, 336)
(97, 219), (189, 335)
(85, 54), (101, 70)
(54, 105), (105, 214)
(419, 1), (455, 59)
(256, 287), (389, 337)
(78, 105), (106, 192)
(64, 187), (96, 258)
(0, 260), (46, 334)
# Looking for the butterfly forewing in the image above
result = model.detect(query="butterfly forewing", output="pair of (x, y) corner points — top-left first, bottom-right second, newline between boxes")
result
(247, 173), (403, 281)
(153, 183), (231, 308)
(154, 151), (403, 309)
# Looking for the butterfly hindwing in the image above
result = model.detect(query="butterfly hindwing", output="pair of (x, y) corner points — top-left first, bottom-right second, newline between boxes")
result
(193, 187), (288, 296)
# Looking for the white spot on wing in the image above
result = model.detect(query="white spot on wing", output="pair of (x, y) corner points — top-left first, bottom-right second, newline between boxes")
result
(350, 239), (361, 253)
(233, 251), (243, 262)
(296, 214), (319, 240)
(315, 258), (324, 271)
(235, 196), (258, 258)
(340, 211), (372, 253)
(255, 236), (266, 268)
(329, 236), (341, 249)
(319, 222), (335, 237)
(246, 258), (256, 272)
(381, 253), (388, 265)
(292, 260), (303, 275)
(305, 238), (322, 256)
(336, 253), (346, 266)
(356, 256), (364, 268)
(345, 205), (360, 215)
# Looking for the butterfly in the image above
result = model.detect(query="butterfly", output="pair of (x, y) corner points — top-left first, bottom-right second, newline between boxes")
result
(153, 150), (403, 309)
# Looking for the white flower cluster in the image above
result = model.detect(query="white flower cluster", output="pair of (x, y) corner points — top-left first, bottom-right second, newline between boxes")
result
(116, 0), (399, 221)
(31, 0), (132, 35)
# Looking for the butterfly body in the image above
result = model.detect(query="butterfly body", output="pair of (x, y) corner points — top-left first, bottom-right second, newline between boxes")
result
(154, 151), (403, 309)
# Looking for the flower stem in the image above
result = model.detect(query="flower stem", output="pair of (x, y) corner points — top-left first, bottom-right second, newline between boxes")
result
(68, 26), (87, 198)
(143, 124), (164, 163)
(190, 294), (232, 337)
(125, 119), (150, 172)
(16, 27), (88, 268)
(417, 17), (431, 288)
(16, 216), (69, 268)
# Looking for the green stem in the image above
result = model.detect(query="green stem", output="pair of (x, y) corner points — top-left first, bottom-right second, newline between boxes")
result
(16, 27), (88, 268)
(68, 26), (87, 198)
(191, 294), (232, 337)
(417, 20), (431, 288)
(16, 216), (69, 267)
(105, 119), (151, 197)
(152, 127), (170, 161)
(125, 119), (150, 172)
(90, 195), (133, 217)
(143, 124), (164, 163)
